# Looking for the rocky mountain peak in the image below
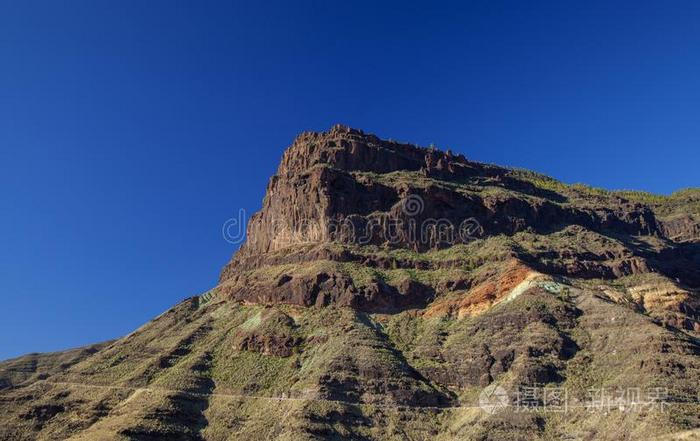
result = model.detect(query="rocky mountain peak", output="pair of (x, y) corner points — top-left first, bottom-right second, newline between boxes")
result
(217, 126), (700, 318)
(278, 123), (466, 177)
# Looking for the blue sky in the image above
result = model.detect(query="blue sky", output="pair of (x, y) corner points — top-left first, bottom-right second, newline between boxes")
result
(1, 0), (699, 360)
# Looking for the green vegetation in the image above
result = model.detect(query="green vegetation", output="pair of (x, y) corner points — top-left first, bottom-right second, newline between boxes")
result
(511, 168), (700, 216)
(239, 311), (263, 330)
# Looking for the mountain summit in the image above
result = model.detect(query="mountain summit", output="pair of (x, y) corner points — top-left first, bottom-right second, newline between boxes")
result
(221, 124), (699, 315)
(2, 126), (699, 440)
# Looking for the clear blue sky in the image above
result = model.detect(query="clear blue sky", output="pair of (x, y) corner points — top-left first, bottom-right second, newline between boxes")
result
(1, 1), (699, 360)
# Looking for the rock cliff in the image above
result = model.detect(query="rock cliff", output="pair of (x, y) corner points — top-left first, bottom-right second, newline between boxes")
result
(220, 125), (700, 322)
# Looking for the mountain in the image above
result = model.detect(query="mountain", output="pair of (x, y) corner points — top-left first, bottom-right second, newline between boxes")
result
(2, 125), (699, 440)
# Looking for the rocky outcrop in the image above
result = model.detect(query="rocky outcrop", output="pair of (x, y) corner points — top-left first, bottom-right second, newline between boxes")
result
(659, 214), (700, 243)
(220, 269), (434, 312)
(237, 126), (656, 260)
(221, 125), (699, 305)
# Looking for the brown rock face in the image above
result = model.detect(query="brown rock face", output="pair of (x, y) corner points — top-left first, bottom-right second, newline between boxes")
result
(220, 269), (434, 312)
(659, 214), (700, 242)
(219, 125), (700, 312)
